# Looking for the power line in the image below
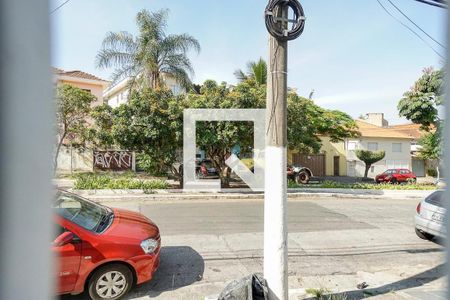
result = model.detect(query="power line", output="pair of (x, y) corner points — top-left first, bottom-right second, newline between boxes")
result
(376, 0), (445, 59)
(50, 0), (70, 14)
(412, 0), (447, 9)
(427, 0), (448, 5)
(386, 0), (445, 49)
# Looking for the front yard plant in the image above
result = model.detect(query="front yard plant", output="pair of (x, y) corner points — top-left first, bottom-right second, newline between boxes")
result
(288, 180), (436, 190)
(73, 172), (169, 190)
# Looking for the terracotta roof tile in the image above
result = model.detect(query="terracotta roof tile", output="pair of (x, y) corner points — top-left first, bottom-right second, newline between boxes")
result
(390, 123), (424, 139)
(53, 67), (108, 82)
(356, 120), (413, 139)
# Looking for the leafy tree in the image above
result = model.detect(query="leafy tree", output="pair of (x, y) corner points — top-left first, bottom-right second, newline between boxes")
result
(398, 67), (443, 130)
(90, 89), (184, 178)
(419, 131), (442, 175)
(187, 80), (264, 187)
(398, 67), (444, 177)
(287, 93), (359, 153)
(234, 58), (267, 85)
(188, 80), (358, 187)
(355, 150), (386, 178)
(54, 84), (96, 170)
(91, 78), (358, 187)
(96, 9), (200, 90)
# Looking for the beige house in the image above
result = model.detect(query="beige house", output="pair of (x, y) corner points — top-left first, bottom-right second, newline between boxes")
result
(288, 136), (347, 177)
(320, 136), (347, 176)
(346, 114), (413, 178)
(54, 68), (110, 106)
(53, 68), (110, 173)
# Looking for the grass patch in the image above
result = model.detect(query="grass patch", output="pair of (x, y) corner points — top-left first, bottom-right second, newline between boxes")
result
(305, 288), (348, 300)
(73, 172), (169, 190)
(306, 287), (329, 299)
(240, 158), (254, 169)
(289, 180), (436, 190)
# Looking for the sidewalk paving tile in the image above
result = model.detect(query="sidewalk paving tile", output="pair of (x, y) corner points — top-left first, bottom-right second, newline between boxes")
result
(403, 289), (447, 300)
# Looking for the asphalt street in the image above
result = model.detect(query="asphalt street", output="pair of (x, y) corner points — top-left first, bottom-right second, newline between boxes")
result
(62, 196), (446, 300)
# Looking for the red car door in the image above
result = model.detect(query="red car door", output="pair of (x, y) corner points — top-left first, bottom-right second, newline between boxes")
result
(53, 224), (82, 294)
(398, 169), (408, 182)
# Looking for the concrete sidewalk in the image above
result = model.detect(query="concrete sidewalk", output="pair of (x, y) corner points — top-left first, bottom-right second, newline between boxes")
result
(70, 188), (434, 203)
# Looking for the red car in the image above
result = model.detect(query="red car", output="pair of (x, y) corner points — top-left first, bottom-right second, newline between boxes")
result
(375, 169), (417, 184)
(53, 191), (160, 300)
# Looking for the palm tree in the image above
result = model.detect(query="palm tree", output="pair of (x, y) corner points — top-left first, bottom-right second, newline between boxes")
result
(96, 9), (200, 90)
(234, 58), (267, 85)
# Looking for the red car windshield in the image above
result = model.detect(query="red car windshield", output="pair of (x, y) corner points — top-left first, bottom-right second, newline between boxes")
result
(54, 192), (111, 233)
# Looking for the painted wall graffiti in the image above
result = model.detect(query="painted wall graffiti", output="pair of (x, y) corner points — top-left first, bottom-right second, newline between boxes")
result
(93, 151), (133, 171)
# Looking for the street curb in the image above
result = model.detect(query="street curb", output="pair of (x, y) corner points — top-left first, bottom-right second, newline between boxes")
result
(71, 188), (435, 202)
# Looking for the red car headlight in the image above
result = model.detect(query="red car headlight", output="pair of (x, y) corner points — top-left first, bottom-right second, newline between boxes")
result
(140, 238), (159, 254)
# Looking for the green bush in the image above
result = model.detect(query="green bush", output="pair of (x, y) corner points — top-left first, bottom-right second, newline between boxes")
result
(289, 180), (436, 190)
(427, 169), (438, 177)
(135, 153), (167, 176)
(73, 173), (169, 190)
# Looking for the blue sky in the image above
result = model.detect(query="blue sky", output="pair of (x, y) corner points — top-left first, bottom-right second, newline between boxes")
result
(51, 0), (447, 124)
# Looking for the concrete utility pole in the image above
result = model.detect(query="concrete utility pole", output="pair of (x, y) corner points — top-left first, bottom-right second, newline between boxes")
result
(0, 1), (53, 300)
(264, 5), (289, 300)
(264, 1), (305, 299)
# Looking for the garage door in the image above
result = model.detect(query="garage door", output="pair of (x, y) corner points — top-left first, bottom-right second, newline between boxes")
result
(292, 154), (325, 177)
(412, 158), (425, 177)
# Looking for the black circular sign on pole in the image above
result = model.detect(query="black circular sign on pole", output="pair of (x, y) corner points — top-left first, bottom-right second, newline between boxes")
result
(265, 0), (306, 42)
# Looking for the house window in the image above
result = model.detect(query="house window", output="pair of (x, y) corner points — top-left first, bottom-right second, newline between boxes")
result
(368, 142), (378, 151)
(347, 141), (357, 151)
(387, 160), (409, 169)
(392, 143), (402, 153)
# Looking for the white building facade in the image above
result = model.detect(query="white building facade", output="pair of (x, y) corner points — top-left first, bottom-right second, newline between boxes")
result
(346, 116), (413, 178)
(346, 137), (413, 177)
(103, 74), (185, 108)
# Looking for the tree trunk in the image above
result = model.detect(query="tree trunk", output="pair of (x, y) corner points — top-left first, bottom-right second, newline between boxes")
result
(152, 71), (160, 89)
(225, 167), (232, 187)
(53, 132), (67, 173)
(171, 165), (183, 188)
(220, 169), (230, 188)
(364, 164), (371, 178)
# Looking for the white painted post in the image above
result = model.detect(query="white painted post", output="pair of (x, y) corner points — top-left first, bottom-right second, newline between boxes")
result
(70, 143), (73, 174)
(132, 151), (137, 172)
(264, 5), (289, 300)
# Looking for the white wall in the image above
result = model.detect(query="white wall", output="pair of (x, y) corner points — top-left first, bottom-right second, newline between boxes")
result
(56, 146), (93, 174)
(164, 76), (185, 96)
(107, 89), (129, 108)
(346, 137), (412, 177)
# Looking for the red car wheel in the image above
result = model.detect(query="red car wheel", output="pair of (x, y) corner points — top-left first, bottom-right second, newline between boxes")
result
(88, 264), (133, 300)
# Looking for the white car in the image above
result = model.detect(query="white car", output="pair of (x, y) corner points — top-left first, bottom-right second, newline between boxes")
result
(415, 190), (446, 241)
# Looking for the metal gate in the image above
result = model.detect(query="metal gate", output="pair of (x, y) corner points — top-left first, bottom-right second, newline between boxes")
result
(292, 153), (326, 177)
(412, 158), (425, 177)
